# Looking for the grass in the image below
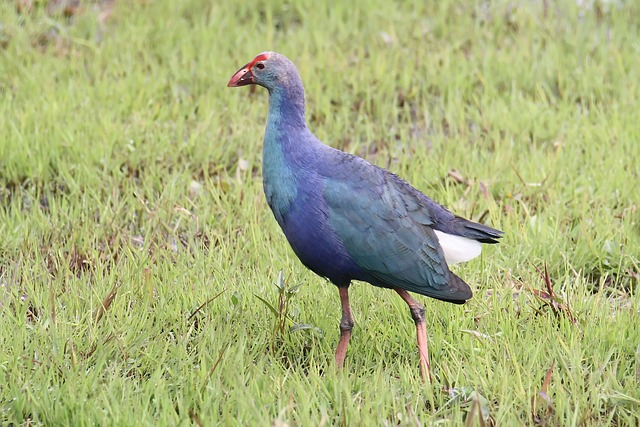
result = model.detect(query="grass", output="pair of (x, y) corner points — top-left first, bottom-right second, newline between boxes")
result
(1, 0), (639, 424)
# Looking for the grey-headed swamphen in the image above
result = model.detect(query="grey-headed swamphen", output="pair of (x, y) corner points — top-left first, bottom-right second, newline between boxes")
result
(228, 52), (503, 381)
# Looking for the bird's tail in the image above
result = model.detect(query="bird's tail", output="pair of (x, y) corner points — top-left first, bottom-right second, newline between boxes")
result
(453, 216), (504, 244)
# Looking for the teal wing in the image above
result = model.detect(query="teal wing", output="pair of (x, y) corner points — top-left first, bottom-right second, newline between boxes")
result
(323, 169), (472, 303)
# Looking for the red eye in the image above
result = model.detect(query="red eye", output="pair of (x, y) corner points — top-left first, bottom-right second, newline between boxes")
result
(256, 63), (265, 70)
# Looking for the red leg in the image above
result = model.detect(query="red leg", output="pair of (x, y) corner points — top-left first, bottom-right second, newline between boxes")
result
(395, 289), (432, 383)
(334, 287), (354, 368)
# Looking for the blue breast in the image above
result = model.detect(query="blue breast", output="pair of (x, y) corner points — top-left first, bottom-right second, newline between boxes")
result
(278, 184), (363, 286)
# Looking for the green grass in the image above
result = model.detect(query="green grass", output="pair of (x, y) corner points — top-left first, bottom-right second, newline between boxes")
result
(1, 0), (639, 424)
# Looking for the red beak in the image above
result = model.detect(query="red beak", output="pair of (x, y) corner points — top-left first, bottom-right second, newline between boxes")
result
(227, 63), (255, 87)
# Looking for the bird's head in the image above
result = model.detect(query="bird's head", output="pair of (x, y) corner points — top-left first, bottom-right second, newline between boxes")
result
(227, 52), (299, 92)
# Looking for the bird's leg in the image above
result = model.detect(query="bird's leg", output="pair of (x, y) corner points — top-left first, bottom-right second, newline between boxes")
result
(395, 289), (432, 383)
(335, 286), (354, 368)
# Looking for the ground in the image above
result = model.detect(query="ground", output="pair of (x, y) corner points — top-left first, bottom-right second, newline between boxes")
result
(0, 0), (639, 425)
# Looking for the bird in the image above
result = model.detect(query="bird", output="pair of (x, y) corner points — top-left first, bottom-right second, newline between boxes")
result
(227, 52), (503, 381)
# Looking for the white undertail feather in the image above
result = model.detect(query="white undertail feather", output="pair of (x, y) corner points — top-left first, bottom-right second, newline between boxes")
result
(433, 230), (482, 265)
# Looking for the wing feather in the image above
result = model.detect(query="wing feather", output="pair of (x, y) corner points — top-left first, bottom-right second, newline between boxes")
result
(323, 170), (472, 302)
